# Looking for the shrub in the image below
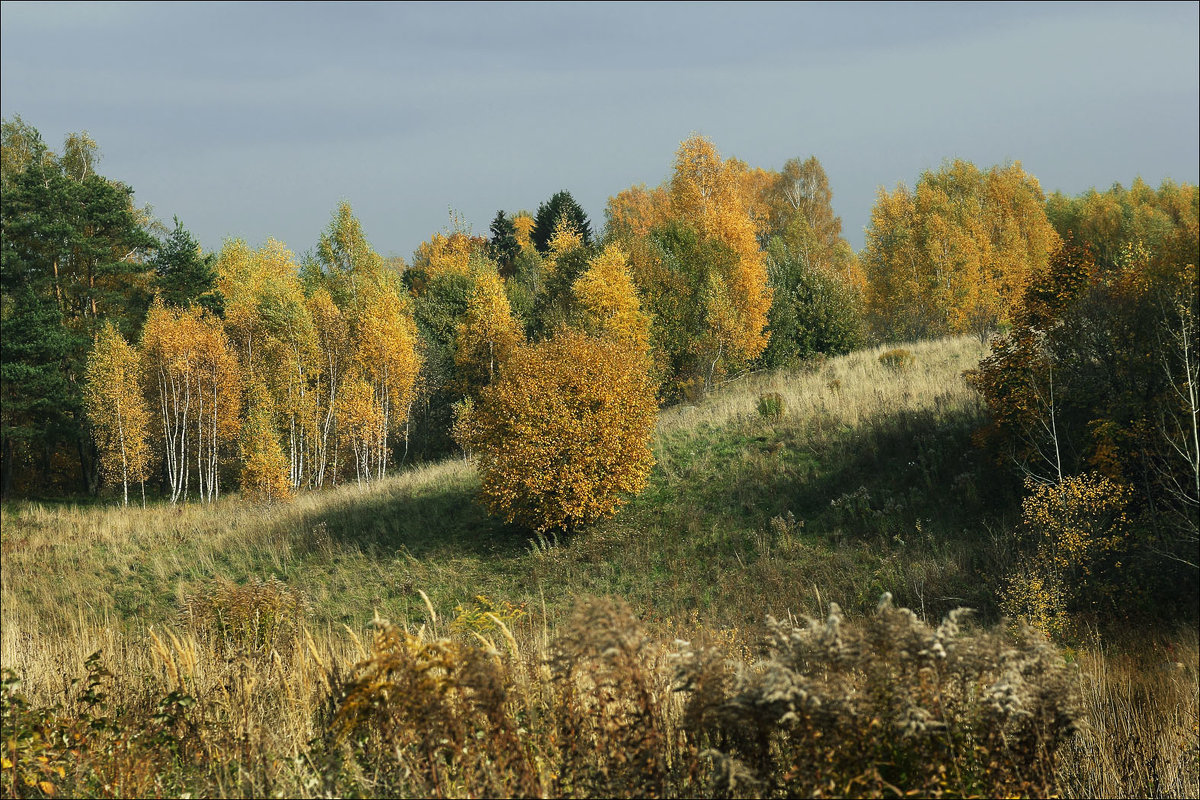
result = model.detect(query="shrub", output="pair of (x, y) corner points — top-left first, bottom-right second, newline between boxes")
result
(1002, 473), (1132, 634)
(456, 330), (657, 532)
(674, 595), (1080, 797)
(327, 618), (539, 798)
(878, 347), (915, 371)
(756, 391), (785, 419)
(181, 577), (306, 652)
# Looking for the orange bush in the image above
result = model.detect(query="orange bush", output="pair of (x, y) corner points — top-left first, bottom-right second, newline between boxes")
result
(458, 331), (657, 532)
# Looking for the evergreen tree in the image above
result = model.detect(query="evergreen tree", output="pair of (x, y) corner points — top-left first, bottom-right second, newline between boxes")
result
(530, 190), (593, 254)
(153, 217), (223, 314)
(488, 210), (520, 275)
(1, 120), (156, 495)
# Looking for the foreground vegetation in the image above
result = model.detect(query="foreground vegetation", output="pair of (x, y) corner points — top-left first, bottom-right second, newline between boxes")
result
(3, 337), (1197, 797)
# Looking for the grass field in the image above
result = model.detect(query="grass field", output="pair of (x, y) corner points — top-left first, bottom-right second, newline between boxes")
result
(2, 336), (1196, 798)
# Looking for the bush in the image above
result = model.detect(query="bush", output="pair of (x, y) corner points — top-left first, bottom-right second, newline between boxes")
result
(456, 331), (657, 532)
(878, 347), (915, 371)
(675, 595), (1080, 797)
(756, 391), (785, 419)
(1002, 473), (1132, 634)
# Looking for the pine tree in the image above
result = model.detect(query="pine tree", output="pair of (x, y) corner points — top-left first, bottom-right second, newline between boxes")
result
(153, 217), (222, 313)
(488, 210), (521, 274)
(530, 190), (593, 254)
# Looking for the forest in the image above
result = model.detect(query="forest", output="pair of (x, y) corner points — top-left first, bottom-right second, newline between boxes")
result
(1, 114), (1198, 798)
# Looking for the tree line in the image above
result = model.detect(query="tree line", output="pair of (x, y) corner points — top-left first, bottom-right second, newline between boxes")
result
(2, 115), (1196, 547)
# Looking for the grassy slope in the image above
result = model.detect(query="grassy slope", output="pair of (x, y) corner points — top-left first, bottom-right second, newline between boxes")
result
(3, 336), (1196, 799)
(2, 336), (1010, 647)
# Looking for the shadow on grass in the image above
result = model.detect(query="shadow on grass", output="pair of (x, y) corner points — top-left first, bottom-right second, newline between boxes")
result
(690, 406), (1020, 541)
(291, 473), (536, 563)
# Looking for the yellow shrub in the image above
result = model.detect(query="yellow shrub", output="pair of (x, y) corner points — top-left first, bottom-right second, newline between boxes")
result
(1021, 473), (1131, 576)
(459, 331), (657, 532)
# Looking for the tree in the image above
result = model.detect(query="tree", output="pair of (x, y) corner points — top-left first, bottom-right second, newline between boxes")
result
(240, 379), (291, 503)
(756, 235), (864, 368)
(666, 135), (772, 375)
(306, 203), (421, 485)
(218, 238), (318, 489)
(353, 282), (422, 482)
(455, 270), (525, 391)
(1, 119), (157, 496)
(862, 160), (1059, 342)
(531, 190), (593, 254)
(571, 243), (651, 354)
(488, 210), (521, 275)
(153, 217), (222, 314)
(1045, 178), (1198, 272)
(512, 212), (536, 252)
(972, 224), (1199, 606)
(407, 271), (475, 462)
(84, 321), (151, 506)
(140, 300), (240, 504)
(410, 230), (490, 286)
(457, 331), (657, 533)
(307, 287), (354, 486)
(603, 136), (773, 396)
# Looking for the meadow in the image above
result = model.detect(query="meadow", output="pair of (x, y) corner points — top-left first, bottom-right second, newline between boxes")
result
(2, 336), (1196, 798)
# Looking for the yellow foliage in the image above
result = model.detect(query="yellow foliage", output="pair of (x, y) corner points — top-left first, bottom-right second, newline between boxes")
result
(1000, 561), (1070, 638)
(460, 331), (658, 532)
(140, 300), (242, 504)
(511, 212), (535, 251)
(1003, 472), (1132, 636)
(863, 160), (1060, 341)
(605, 183), (670, 240)
(544, 216), (583, 273)
(239, 381), (292, 504)
(571, 243), (650, 354)
(412, 230), (489, 281)
(669, 135), (772, 364)
(455, 271), (525, 389)
(1021, 473), (1131, 575)
(84, 321), (151, 505)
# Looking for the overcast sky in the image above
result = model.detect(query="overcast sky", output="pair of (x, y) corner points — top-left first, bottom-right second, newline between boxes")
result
(2, 1), (1197, 259)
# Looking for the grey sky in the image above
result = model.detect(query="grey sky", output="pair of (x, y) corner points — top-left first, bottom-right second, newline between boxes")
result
(2, 1), (1197, 260)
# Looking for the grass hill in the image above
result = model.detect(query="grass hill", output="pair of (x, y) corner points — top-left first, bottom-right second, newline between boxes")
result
(2, 336), (1000, 636)
(2, 336), (1196, 798)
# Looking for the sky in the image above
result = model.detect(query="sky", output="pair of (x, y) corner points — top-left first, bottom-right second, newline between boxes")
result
(2, 1), (1197, 260)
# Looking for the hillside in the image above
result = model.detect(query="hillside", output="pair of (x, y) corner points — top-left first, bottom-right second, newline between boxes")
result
(2, 336), (1196, 798)
(3, 336), (997, 638)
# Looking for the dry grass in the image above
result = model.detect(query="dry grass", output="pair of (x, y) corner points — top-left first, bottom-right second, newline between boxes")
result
(659, 336), (988, 436)
(2, 335), (1196, 797)
(2, 597), (1099, 798)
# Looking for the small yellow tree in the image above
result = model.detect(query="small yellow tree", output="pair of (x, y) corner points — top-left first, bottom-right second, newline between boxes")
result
(572, 243), (651, 354)
(458, 331), (657, 532)
(84, 321), (151, 506)
(455, 271), (525, 390)
(240, 380), (292, 503)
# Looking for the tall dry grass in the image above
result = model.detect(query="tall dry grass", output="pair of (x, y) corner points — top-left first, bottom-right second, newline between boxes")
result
(3, 335), (1197, 797)
(3, 593), (1109, 798)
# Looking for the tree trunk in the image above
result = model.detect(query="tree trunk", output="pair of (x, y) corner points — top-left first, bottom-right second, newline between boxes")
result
(1, 437), (14, 500)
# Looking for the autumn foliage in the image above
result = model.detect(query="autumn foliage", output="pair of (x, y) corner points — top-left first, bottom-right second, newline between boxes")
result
(456, 331), (657, 532)
(863, 160), (1060, 341)
(84, 321), (151, 506)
